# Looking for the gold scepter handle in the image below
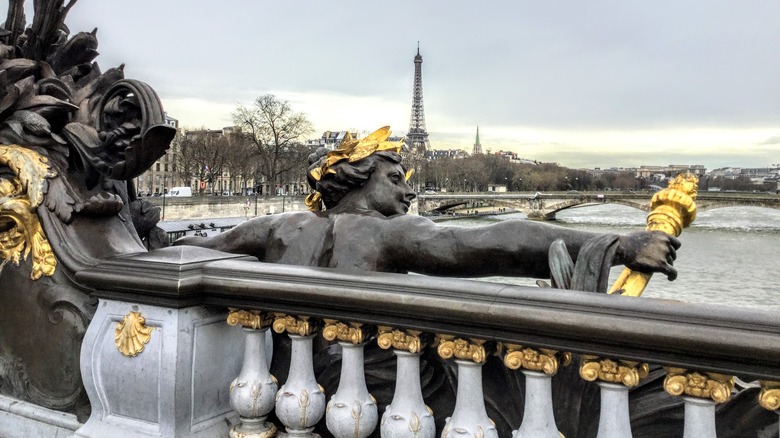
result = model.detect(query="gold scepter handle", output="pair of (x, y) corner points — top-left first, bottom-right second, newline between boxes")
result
(608, 174), (699, 297)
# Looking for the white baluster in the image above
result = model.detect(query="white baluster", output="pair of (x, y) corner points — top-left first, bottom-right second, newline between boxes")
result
(580, 357), (650, 438)
(513, 371), (559, 438)
(682, 396), (716, 438)
(381, 350), (435, 438)
(595, 382), (632, 438)
(276, 333), (326, 437)
(326, 341), (378, 438)
(229, 326), (278, 438)
(442, 359), (497, 438)
(503, 346), (567, 438)
(437, 337), (497, 438)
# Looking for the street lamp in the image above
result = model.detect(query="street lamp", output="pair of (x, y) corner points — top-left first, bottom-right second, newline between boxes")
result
(162, 174), (167, 220)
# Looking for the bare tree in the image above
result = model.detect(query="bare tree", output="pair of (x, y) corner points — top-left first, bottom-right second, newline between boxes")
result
(223, 132), (257, 195)
(175, 128), (231, 194)
(171, 131), (197, 187)
(233, 95), (314, 195)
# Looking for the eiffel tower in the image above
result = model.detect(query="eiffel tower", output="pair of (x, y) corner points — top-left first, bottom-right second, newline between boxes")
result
(406, 44), (431, 157)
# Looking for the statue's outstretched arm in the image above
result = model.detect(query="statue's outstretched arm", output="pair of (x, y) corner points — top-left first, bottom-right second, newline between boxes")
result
(380, 216), (598, 278)
(381, 216), (679, 281)
(173, 215), (276, 260)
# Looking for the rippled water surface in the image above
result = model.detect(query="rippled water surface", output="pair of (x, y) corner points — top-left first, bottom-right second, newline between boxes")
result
(441, 205), (780, 310)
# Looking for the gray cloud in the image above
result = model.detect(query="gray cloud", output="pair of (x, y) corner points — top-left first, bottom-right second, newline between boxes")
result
(46, 0), (780, 169)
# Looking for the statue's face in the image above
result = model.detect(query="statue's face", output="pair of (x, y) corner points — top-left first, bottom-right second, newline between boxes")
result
(363, 159), (416, 216)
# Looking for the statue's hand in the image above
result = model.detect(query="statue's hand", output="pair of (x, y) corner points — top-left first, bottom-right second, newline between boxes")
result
(617, 231), (681, 280)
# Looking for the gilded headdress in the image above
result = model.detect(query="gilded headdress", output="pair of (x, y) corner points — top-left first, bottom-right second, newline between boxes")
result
(305, 126), (412, 211)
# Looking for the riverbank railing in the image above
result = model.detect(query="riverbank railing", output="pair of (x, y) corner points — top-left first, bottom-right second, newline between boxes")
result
(70, 246), (779, 438)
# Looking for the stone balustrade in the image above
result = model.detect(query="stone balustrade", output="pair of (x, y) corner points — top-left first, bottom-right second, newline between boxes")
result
(69, 246), (780, 437)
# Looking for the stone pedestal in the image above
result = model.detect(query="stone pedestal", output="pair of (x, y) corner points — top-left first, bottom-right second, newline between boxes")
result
(73, 299), (243, 438)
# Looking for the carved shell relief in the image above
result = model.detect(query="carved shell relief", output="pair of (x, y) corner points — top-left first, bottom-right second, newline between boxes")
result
(115, 311), (154, 357)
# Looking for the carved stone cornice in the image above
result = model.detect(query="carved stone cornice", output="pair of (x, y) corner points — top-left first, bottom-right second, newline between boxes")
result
(502, 343), (571, 376)
(436, 335), (490, 364)
(663, 367), (735, 404)
(376, 326), (427, 353)
(322, 319), (373, 344)
(758, 380), (780, 411)
(579, 355), (649, 387)
(226, 308), (274, 330)
(115, 311), (153, 357)
(272, 314), (319, 336)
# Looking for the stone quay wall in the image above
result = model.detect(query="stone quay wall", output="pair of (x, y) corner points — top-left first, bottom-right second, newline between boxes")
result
(146, 196), (309, 220)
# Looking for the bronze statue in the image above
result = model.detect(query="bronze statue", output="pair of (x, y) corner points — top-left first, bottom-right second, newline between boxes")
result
(176, 126), (680, 282)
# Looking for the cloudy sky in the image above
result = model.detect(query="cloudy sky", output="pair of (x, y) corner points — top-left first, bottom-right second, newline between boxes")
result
(52, 0), (780, 170)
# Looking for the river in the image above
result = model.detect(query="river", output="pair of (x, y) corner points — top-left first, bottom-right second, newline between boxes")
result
(440, 205), (780, 310)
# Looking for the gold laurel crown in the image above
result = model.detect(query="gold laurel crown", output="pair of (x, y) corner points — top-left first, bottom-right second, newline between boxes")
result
(305, 126), (413, 211)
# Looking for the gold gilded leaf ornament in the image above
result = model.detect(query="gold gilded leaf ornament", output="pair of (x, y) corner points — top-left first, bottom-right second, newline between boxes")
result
(331, 131), (359, 155)
(0, 145), (56, 209)
(304, 191), (323, 211)
(0, 145), (57, 279)
(347, 126), (391, 163)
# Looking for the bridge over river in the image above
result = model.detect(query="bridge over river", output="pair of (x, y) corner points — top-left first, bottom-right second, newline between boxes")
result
(418, 191), (780, 220)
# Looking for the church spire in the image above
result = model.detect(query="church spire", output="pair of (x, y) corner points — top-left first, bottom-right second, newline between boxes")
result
(473, 126), (482, 155)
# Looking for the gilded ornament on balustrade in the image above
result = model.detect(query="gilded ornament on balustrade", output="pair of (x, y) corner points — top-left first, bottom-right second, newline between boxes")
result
(502, 343), (571, 376)
(579, 356), (649, 387)
(322, 319), (372, 344)
(272, 314), (318, 336)
(376, 326), (426, 353)
(759, 381), (780, 411)
(663, 367), (735, 404)
(115, 311), (154, 357)
(226, 308), (274, 330)
(436, 335), (488, 364)
(0, 145), (57, 280)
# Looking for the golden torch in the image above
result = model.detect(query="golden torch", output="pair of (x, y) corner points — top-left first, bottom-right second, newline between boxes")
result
(608, 173), (699, 297)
